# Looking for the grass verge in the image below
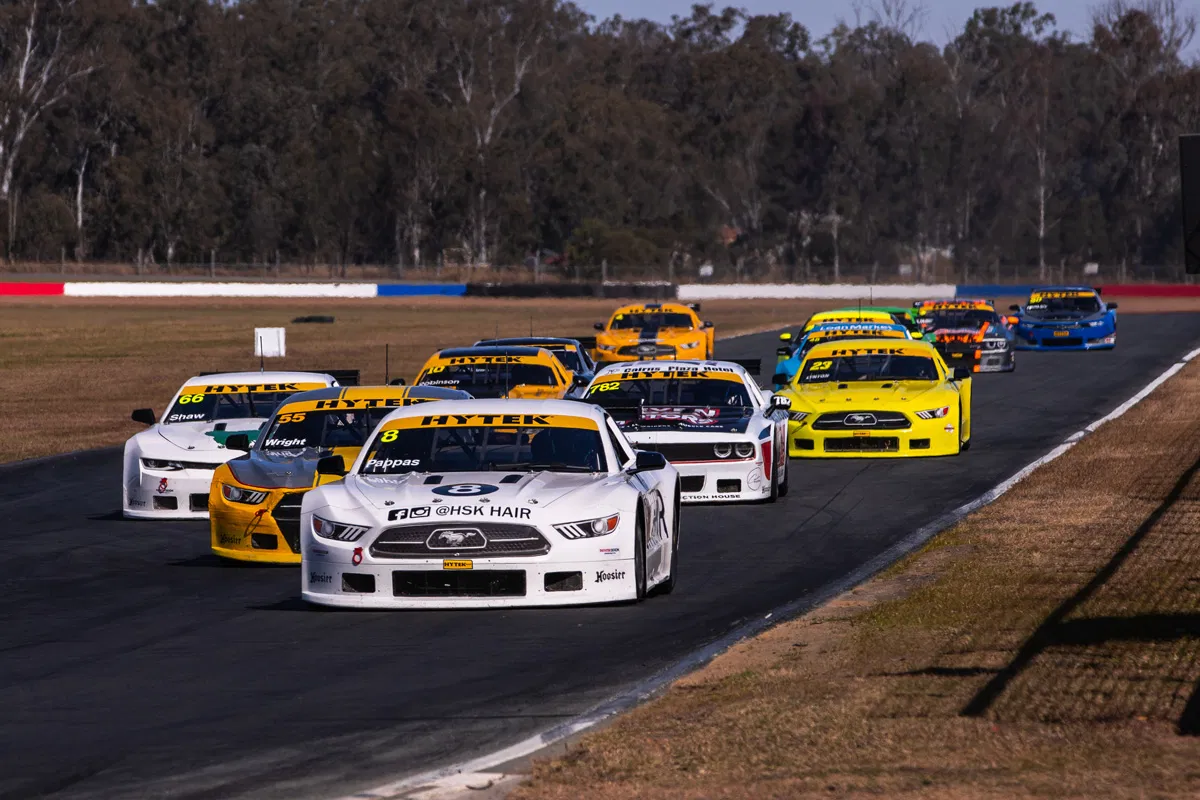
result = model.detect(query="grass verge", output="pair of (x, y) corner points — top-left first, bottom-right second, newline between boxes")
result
(514, 354), (1200, 798)
(0, 296), (816, 463)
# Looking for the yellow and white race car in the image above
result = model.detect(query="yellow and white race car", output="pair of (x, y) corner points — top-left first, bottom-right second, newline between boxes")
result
(591, 302), (714, 363)
(414, 346), (584, 399)
(209, 385), (469, 562)
(776, 339), (973, 457)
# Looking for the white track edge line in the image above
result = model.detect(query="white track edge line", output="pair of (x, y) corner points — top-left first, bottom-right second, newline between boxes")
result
(334, 343), (1200, 800)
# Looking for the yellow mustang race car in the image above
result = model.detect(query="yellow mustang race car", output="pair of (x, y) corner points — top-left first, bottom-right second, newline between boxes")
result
(591, 302), (714, 363)
(414, 345), (586, 398)
(209, 385), (469, 563)
(776, 338), (973, 458)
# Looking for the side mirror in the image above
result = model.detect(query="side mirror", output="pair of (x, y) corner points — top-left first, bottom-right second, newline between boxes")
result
(225, 433), (251, 451)
(778, 332), (793, 342)
(770, 395), (792, 411)
(593, 322), (604, 331)
(629, 450), (667, 473)
(1107, 302), (1118, 310)
(572, 374), (589, 386)
(1009, 304), (1020, 312)
(703, 320), (714, 329)
(316, 455), (347, 477)
(131, 408), (157, 425)
(952, 367), (972, 381)
(389, 377), (406, 386)
(1006, 315), (1020, 325)
(771, 372), (790, 387)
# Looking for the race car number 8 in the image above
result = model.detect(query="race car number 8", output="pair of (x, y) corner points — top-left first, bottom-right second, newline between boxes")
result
(379, 429), (399, 443)
(178, 393), (205, 404)
(444, 484), (488, 495)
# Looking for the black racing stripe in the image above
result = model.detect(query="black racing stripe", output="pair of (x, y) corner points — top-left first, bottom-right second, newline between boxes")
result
(638, 327), (660, 341)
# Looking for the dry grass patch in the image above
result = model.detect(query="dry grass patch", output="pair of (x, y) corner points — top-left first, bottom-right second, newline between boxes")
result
(515, 357), (1200, 798)
(0, 297), (818, 463)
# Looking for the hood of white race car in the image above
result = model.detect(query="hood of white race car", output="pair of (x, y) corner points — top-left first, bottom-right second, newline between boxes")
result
(135, 420), (265, 459)
(345, 470), (623, 520)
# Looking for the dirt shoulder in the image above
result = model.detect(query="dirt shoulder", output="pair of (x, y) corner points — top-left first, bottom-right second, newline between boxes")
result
(0, 297), (815, 463)
(514, 355), (1200, 798)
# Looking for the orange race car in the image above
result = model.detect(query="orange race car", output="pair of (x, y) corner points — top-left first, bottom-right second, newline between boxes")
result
(591, 302), (714, 363)
(413, 345), (586, 398)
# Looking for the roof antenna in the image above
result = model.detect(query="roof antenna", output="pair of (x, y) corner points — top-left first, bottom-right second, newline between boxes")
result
(385, 343), (390, 385)
(529, 314), (534, 336)
(259, 335), (265, 373)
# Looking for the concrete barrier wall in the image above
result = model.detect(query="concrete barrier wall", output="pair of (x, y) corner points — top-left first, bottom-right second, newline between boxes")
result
(3, 280), (1197, 299)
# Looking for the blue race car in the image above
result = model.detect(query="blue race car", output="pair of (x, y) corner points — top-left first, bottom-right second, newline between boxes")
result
(773, 321), (912, 388)
(1008, 287), (1117, 350)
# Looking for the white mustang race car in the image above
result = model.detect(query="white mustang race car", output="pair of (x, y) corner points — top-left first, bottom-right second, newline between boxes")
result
(123, 371), (340, 519)
(300, 399), (680, 609)
(584, 360), (791, 503)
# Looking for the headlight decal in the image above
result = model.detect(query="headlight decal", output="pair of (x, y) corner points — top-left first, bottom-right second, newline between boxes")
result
(312, 515), (370, 542)
(915, 406), (951, 420)
(555, 514), (620, 540)
(221, 483), (268, 505)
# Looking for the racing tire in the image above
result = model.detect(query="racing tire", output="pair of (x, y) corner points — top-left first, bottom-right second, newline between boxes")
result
(634, 511), (648, 601)
(777, 455), (790, 497)
(655, 489), (682, 596)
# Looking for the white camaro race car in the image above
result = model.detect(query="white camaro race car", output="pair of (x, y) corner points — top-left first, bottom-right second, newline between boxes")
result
(583, 360), (791, 503)
(300, 399), (680, 608)
(123, 371), (340, 519)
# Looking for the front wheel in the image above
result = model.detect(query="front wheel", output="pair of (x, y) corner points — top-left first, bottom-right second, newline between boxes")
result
(777, 454), (789, 497)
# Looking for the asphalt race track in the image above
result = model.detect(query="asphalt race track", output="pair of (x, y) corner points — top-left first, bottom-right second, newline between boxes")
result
(4, 314), (1200, 799)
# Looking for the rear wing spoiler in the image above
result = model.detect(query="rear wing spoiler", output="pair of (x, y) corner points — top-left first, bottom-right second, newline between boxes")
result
(200, 369), (360, 386)
(686, 302), (701, 312)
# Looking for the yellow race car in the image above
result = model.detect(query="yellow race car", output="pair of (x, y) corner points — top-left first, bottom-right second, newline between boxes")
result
(414, 345), (585, 398)
(591, 302), (714, 363)
(209, 385), (469, 563)
(776, 338), (972, 457)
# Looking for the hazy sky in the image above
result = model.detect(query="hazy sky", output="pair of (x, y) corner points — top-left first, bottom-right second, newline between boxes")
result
(576, 1), (1114, 46)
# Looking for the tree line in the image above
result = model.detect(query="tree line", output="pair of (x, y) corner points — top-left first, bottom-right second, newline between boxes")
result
(2, 0), (1198, 281)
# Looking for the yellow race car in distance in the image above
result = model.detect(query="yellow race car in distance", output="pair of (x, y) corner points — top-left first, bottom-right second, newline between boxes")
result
(777, 338), (972, 458)
(209, 385), (469, 563)
(778, 308), (896, 346)
(592, 302), (714, 363)
(414, 346), (585, 398)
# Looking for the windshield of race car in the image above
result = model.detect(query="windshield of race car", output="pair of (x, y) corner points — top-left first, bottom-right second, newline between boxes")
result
(360, 419), (608, 474)
(1024, 293), (1102, 317)
(544, 346), (584, 372)
(258, 409), (397, 450)
(609, 312), (694, 330)
(923, 309), (1001, 328)
(800, 354), (939, 383)
(587, 377), (752, 407)
(164, 390), (302, 424)
(416, 362), (558, 398)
